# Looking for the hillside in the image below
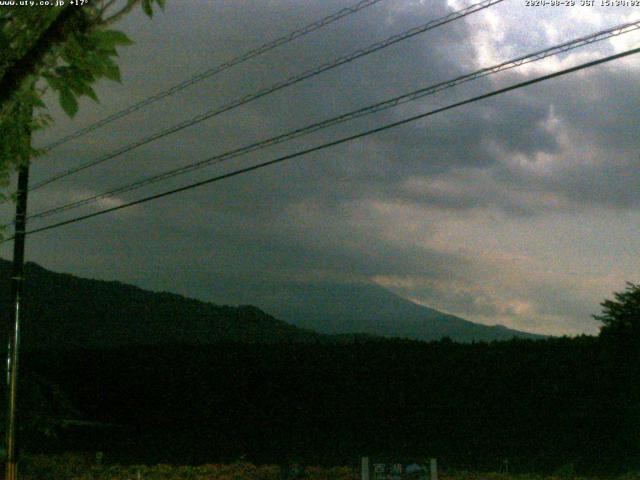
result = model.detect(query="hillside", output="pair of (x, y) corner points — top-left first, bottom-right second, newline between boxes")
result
(253, 282), (545, 342)
(0, 260), (321, 349)
(0, 260), (542, 349)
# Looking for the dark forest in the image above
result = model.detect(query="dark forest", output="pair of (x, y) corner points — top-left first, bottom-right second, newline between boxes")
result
(19, 333), (640, 474)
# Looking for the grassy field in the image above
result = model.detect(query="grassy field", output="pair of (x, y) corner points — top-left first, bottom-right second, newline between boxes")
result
(16, 455), (640, 480)
(20, 454), (356, 480)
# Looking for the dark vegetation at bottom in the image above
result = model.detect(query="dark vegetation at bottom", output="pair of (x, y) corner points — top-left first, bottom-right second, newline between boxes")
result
(18, 335), (640, 474)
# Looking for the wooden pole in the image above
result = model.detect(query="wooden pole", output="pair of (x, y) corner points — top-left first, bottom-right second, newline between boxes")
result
(5, 163), (30, 480)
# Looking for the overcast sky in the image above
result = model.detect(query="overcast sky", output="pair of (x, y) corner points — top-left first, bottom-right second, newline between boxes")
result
(3, 0), (640, 336)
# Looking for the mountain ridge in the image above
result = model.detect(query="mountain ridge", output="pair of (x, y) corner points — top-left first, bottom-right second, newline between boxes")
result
(0, 259), (544, 349)
(250, 281), (545, 342)
(0, 260), (322, 349)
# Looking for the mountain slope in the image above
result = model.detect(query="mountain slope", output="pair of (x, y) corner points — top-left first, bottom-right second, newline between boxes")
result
(0, 260), (543, 349)
(0, 260), (321, 349)
(253, 282), (545, 342)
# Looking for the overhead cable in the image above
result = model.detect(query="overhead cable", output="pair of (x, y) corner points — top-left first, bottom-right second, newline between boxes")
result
(30, 0), (503, 191)
(27, 19), (640, 222)
(16, 45), (640, 239)
(38, 0), (389, 152)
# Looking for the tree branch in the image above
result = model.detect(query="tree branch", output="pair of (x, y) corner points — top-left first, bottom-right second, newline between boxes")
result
(100, 0), (120, 17)
(0, 10), (61, 80)
(101, 0), (141, 27)
(0, 6), (89, 112)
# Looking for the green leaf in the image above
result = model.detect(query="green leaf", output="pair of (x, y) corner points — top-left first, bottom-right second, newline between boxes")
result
(95, 29), (133, 49)
(59, 88), (78, 118)
(155, 0), (166, 10)
(31, 96), (45, 109)
(82, 53), (108, 77)
(84, 85), (99, 103)
(60, 71), (88, 96)
(142, 0), (153, 17)
(43, 73), (64, 92)
(103, 64), (121, 83)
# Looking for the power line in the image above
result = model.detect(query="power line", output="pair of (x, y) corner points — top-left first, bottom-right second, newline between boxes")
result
(38, 0), (389, 153)
(15, 45), (640, 240)
(30, 0), (503, 192)
(26, 19), (640, 222)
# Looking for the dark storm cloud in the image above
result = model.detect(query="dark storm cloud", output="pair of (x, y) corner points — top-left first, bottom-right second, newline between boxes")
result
(481, 65), (640, 212)
(30, 0), (638, 215)
(3, 0), (637, 335)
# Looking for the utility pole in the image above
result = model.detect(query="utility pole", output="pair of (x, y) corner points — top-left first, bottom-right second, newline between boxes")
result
(4, 160), (30, 480)
(2, 80), (35, 480)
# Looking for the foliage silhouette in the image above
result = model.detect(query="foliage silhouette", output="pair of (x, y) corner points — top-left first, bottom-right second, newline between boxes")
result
(595, 282), (640, 343)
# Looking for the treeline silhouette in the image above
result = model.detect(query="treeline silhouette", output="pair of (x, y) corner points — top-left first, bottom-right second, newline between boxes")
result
(19, 334), (640, 474)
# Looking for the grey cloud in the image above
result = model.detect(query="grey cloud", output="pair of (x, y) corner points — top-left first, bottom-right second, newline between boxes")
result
(6, 0), (638, 337)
